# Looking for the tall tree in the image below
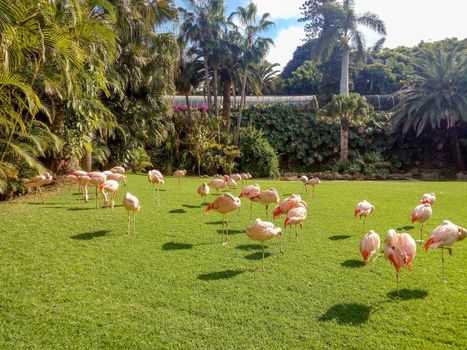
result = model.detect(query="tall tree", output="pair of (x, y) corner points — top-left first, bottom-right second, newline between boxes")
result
(300, 0), (386, 95)
(393, 45), (467, 170)
(229, 2), (274, 144)
(322, 93), (372, 160)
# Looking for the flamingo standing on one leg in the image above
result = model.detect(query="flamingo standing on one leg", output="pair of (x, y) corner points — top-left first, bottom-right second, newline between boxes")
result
(110, 166), (125, 174)
(68, 170), (88, 194)
(425, 220), (467, 282)
(307, 177), (320, 197)
(100, 180), (119, 209)
(239, 184), (261, 219)
(284, 202), (307, 238)
(76, 175), (91, 203)
(88, 172), (107, 208)
(226, 176), (237, 189)
(25, 172), (53, 203)
(250, 188), (280, 220)
(105, 172), (127, 186)
(173, 169), (187, 189)
(197, 183), (210, 204)
(411, 203), (432, 243)
(354, 200), (375, 234)
(421, 193), (436, 205)
(208, 176), (227, 193)
(148, 170), (164, 205)
(299, 175), (309, 193)
(384, 229), (417, 297)
(122, 193), (141, 235)
(205, 193), (241, 244)
(231, 173), (243, 185)
(245, 218), (283, 265)
(360, 230), (381, 268)
(272, 194), (307, 220)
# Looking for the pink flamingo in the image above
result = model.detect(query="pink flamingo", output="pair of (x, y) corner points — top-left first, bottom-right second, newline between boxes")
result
(284, 202), (307, 238)
(100, 180), (119, 209)
(173, 169), (187, 189)
(122, 193), (141, 235)
(251, 188), (280, 220)
(208, 177), (227, 193)
(425, 220), (467, 282)
(197, 183), (210, 204)
(68, 170), (88, 194)
(25, 172), (53, 203)
(106, 173), (127, 186)
(384, 229), (416, 297)
(240, 173), (249, 182)
(360, 230), (381, 267)
(411, 203), (432, 243)
(230, 173), (243, 184)
(205, 193), (241, 244)
(421, 193), (436, 205)
(76, 175), (91, 203)
(239, 184), (261, 219)
(226, 176), (237, 189)
(110, 166), (125, 174)
(88, 172), (107, 208)
(272, 194), (307, 220)
(148, 170), (164, 205)
(245, 218), (283, 264)
(354, 200), (375, 233)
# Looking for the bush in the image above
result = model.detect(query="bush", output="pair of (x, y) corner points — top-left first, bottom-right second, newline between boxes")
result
(237, 126), (280, 178)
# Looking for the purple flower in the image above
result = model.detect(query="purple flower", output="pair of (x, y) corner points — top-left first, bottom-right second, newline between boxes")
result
(198, 105), (209, 112)
(174, 105), (187, 111)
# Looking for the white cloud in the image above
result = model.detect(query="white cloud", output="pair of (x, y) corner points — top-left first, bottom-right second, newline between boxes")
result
(267, 25), (305, 69)
(354, 0), (467, 48)
(254, 0), (303, 20)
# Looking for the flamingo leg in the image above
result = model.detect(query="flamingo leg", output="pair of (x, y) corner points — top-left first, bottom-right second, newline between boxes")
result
(133, 211), (136, 235)
(280, 235), (284, 255)
(178, 177), (180, 190)
(39, 187), (44, 204)
(441, 248), (446, 283)
(261, 242), (265, 270)
(157, 183), (160, 206)
(127, 210), (130, 235)
(362, 216), (366, 234)
(265, 205), (269, 220)
(396, 272), (400, 298)
(419, 223), (424, 243)
(304, 184), (307, 193)
(221, 214), (225, 244)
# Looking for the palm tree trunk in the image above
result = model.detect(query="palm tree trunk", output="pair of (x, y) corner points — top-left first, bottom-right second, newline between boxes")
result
(213, 66), (219, 117)
(223, 77), (232, 131)
(203, 56), (211, 112)
(235, 67), (248, 144)
(449, 124), (465, 170)
(340, 120), (349, 161)
(340, 45), (350, 95)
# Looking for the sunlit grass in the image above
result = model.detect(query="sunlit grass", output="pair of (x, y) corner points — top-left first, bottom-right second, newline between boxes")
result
(0, 176), (466, 349)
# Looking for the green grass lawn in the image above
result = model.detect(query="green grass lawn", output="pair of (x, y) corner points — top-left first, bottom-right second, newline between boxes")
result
(1, 175), (466, 349)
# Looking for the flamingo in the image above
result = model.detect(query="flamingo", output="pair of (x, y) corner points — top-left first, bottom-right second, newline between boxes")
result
(88, 172), (107, 208)
(360, 230), (381, 267)
(299, 175), (309, 193)
(425, 220), (467, 282)
(208, 177), (227, 193)
(25, 172), (53, 203)
(173, 169), (187, 189)
(148, 170), (164, 205)
(226, 176), (237, 189)
(239, 184), (261, 219)
(307, 177), (320, 197)
(272, 194), (307, 220)
(241, 173), (249, 181)
(384, 229), (416, 297)
(231, 173), (243, 184)
(411, 203), (432, 243)
(122, 193), (141, 235)
(245, 218), (283, 265)
(251, 188), (280, 220)
(205, 193), (241, 244)
(106, 173), (127, 186)
(246, 172), (252, 179)
(68, 170), (88, 194)
(421, 193), (436, 205)
(100, 180), (119, 209)
(197, 183), (210, 204)
(354, 200), (375, 233)
(284, 202), (307, 238)
(76, 175), (91, 203)
(110, 166), (125, 174)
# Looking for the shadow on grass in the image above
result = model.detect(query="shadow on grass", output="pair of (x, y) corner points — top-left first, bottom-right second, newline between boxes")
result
(67, 207), (94, 211)
(168, 209), (187, 214)
(387, 288), (428, 300)
(319, 303), (371, 325)
(329, 235), (351, 241)
(162, 242), (193, 251)
(197, 269), (245, 281)
(28, 202), (62, 205)
(216, 229), (243, 235)
(341, 259), (365, 268)
(397, 225), (415, 231)
(182, 204), (201, 209)
(70, 230), (110, 240)
(244, 252), (272, 260)
(206, 220), (223, 225)
(236, 244), (262, 251)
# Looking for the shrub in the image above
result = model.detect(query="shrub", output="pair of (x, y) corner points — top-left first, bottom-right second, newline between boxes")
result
(237, 126), (280, 178)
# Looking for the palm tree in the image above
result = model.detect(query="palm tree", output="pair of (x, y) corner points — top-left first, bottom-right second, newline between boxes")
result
(393, 45), (467, 170)
(323, 93), (372, 161)
(304, 0), (386, 95)
(229, 2), (274, 144)
(248, 60), (280, 95)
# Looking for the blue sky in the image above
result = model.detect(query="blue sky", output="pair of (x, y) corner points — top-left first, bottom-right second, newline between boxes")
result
(175, 0), (467, 70)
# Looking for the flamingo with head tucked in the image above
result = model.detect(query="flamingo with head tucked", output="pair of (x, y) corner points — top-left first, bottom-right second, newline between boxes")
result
(122, 193), (140, 235)
(250, 188), (280, 220)
(245, 218), (283, 264)
(25, 172), (53, 203)
(421, 193), (436, 205)
(173, 169), (187, 189)
(284, 202), (307, 238)
(148, 170), (164, 205)
(88, 172), (107, 208)
(272, 194), (307, 220)
(425, 220), (467, 282)
(354, 200), (375, 233)
(205, 193), (241, 244)
(384, 229), (416, 297)
(110, 166), (125, 174)
(197, 183), (210, 204)
(411, 203), (432, 243)
(239, 184), (261, 219)
(360, 230), (381, 267)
